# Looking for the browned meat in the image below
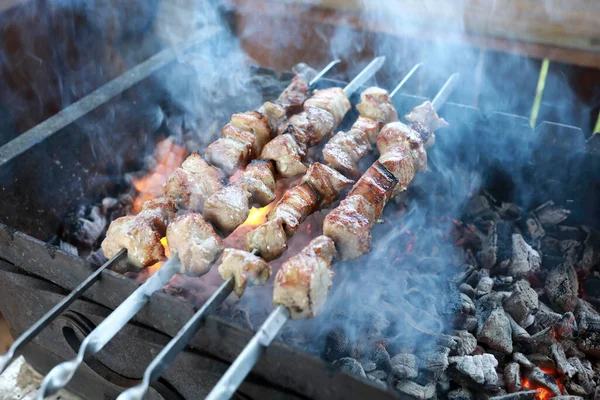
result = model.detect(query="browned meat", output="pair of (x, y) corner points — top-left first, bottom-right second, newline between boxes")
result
(323, 128), (371, 177)
(102, 216), (164, 268)
(239, 160), (277, 206)
(203, 184), (252, 234)
(273, 235), (336, 319)
(166, 213), (224, 276)
(245, 219), (288, 261)
(164, 153), (223, 212)
(218, 248), (271, 297)
(260, 133), (307, 177)
(304, 87), (350, 127)
(230, 111), (272, 151)
(347, 162), (397, 224)
(137, 197), (176, 236)
(323, 195), (373, 260)
(377, 122), (427, 172)
(356, 87), (398, 123)
(204, 137), (251, 175)
(281, 105), (336, 149)
(378, 147), (416, 196)
(301, 162), (354, 208)
(222, 123), (260, 156)
(353, 117), (383, 145)
(263, 75), (309, 129)
(404, 100), (448, 133)
(267, 183), (319, 236)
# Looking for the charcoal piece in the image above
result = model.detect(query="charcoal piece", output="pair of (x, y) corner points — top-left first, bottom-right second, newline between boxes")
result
(522, 213), (545, 241)
(575, 298), (600, 321)
(552, 312), (577, 340)
(333, 357), (366, 378)
(568, 357), (595, 394)
(369, 343), (391, 371)
(230, 307), (253, 331)
(452, 330), (477, 356)
(420, 346), (450, 374)
(512, 352), (534, 370)
(504, 362), (521, 392)
(579, 315), (600, 335)
(529, 367), (562, 396)
(323, 329), (351, 361)
(577, 229), (600, 275)
(466, 195), (491, 217)
(362, 361), (376, 373)
(367, 370), (387, 380)
(551, 343), (577, 378)
(507, 313), (531, 341)
(390, 353), (418, 379)
(499, 202), (522, 220)
(530, 326), (554, 350)
(503, 280), (538, 326)
(545, 264), (579, 313)
(455, 314), (478, 332)
(536, 301), (562, 329)
(534, 201), (571, 226)
(509, 234), (541, 278)
(476, 277), (494, 297)
(526, 353), (555, 370)
(86, 248), (108, 267)
(447, 388), (473, 400)
(489, 392), (537, 400)
(448, 354), (498, 386)
(583, 275), (600, 301)
(477, 308), (513, 354)
(562, 340), (586, 358)
(61, 204), (107, 248)
(59, 240), (78, 255)
(394, 380), (435, 400)
(552, 397), (584, 400)
(577, 332), (600, 357)
(461, 293), (476, 314)
(459, 283), (476, 298)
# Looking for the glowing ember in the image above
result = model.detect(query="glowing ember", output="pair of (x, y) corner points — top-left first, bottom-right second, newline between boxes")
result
(132, 138), (187, 213)
(522, 377), (556, 400)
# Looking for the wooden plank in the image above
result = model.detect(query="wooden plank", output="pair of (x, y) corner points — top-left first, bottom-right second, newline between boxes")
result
(228, 0), (600, 69)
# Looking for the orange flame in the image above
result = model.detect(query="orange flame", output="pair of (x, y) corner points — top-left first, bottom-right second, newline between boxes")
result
(243, 204), (273, 227)
(522, 375), (558, 400)
(133, 138), (187, 213)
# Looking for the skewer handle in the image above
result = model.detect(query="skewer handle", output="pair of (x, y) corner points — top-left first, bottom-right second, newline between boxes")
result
(116, 277), (235, 400)
(390, 63), (423, 98)
(343, 57), (386, 97)
(309, 59), (341, 86)
(0, 249), (127, 376)
(205, 305), (290, 400)
(431, 73), (460, 111)
(38, 254), (181, 399)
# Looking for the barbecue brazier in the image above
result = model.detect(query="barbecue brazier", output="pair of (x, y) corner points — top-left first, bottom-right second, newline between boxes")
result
(0, 30), (599, 400)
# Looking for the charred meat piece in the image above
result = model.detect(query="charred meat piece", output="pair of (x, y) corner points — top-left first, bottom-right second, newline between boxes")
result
(204, 137), (251, 175)
(102, 216), (164, 268)
(267, 183), (319, 236)
(377, 122), (427, 172)
(301, 162), (354, 208)
(164, 153), (223, 212)
(239, 160), (276, 206)
(218, 248), (271, 297)
(222, 123), (260, 156)
(263, 75), (309, 129)
(354, 116), (382, 145)
(273, 235), (336, 319)
(404, 100), (448, 133)
(245, 219), (288, 261)
(137, 197), (176, 236)
(356, 87), (398, 124)
(347, 161), (398, 224)
(304, 87), (351, 127)
(378, 147), (416, 196)
(166, 213), (224, 276)
(323, 128), (371, 177)
(230, 111), (272, 151)
(283, 106), (336, 147)
(323, 195), (373, 261)
(260, 133), (307, 177)
(203, 184), (252, 235)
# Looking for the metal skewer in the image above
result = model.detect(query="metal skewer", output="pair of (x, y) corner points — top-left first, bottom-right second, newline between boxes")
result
(204, 71), (460, 400)
(38, 254), (182, 399)
(390, 63), (423, 98)
(36, 58), (384, 399)
(114, 58), (388, 400)
(0, 249), (127, 376)
(309, 59), (341, 86)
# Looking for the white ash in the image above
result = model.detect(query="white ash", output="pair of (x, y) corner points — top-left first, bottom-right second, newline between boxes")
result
(477, 307), (513, 354)
(508, 234), (541, 278)
(390, 353), (418, 379)
(504, 362), (522, 392)
(448, 354), (498, 386)
(503, 280), (538, 327)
